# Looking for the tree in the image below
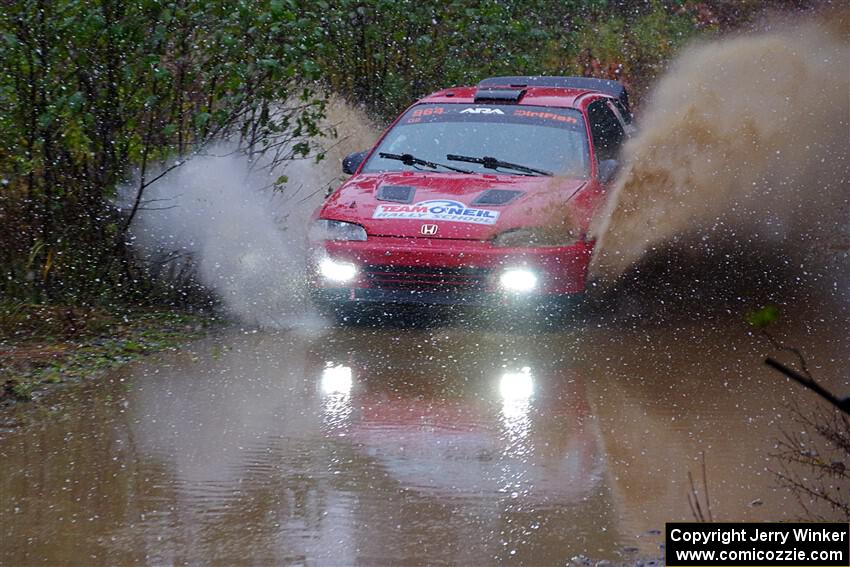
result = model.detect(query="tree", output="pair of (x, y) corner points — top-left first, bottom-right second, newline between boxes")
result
(0, 0), (326, 303)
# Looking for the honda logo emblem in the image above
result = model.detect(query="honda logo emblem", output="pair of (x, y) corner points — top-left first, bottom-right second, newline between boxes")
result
(420, 224), (438, 235)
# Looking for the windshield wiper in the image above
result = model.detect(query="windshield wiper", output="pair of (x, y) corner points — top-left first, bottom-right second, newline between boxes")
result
(446, 154), (553, 177)
(379, 152), (473, 174)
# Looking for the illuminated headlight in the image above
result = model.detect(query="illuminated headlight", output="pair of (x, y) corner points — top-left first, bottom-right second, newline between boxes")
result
(309, 219), (367, 242)
(499, 367), (533, 401)
(318, 257), (358, 283)
(499, 269), (538, 293)
(492, 227), (578, 247)
(321, 364), (353, 395)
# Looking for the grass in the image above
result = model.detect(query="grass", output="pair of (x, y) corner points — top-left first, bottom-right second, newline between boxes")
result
(0, 304), (215, 404)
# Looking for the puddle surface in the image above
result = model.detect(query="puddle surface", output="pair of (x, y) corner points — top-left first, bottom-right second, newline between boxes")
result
(2, 310), (848, 565)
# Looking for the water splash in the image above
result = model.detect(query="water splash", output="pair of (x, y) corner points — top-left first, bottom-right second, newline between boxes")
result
(124, 97), (378, 327)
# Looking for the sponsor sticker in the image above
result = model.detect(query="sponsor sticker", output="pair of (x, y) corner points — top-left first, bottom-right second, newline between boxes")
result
(460, 108), (505, 114)
(513, 109), (578, 124)
(372, 199), (500, 225)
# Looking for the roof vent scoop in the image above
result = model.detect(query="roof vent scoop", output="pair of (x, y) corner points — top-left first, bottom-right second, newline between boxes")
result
(478, 75), (632, 122)
(473, 87), (525, 104)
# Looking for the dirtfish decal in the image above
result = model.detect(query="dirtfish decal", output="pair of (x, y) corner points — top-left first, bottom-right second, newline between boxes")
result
(373, 199), (500, 225)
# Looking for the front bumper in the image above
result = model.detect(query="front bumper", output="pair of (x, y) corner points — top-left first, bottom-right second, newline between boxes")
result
(309, 235), (593, 306)
(311, 288), (585, 312)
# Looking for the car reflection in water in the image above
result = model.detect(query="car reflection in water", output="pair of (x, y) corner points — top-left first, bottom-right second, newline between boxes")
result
(310, 330), (606, 507)
(306, 328), (619, 563)
(111, 328), (625, 565)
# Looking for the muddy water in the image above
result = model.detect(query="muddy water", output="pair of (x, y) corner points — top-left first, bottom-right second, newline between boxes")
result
(590, 11), (849, 283)
(2, 309), (849, 566)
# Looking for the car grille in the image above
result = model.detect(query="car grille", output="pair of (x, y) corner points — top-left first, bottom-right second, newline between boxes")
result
(363, 264), (490, 292)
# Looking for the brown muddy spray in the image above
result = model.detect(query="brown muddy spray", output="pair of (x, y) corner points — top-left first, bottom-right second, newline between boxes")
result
(590, 10), (849, 304)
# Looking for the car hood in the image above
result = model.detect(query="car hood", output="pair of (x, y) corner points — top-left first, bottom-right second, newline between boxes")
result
(317, 172), (591, 240)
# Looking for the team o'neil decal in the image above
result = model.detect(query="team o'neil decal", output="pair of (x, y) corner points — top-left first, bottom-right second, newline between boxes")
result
(373, 199), (500, 225)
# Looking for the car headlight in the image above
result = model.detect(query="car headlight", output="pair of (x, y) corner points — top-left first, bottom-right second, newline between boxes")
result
(492, 227), (578, 247)
(499, 269), (538, 293)
(309, 219), (367, 242)
(318, 257), (358, 283)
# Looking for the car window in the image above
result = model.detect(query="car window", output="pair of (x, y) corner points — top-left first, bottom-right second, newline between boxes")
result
(587, 100), (626, 162)
(611, 99), (632, 125)
(361, 104), (590, 178)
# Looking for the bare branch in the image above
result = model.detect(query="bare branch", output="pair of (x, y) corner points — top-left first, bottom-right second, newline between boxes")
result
(765, 358), (850, 416)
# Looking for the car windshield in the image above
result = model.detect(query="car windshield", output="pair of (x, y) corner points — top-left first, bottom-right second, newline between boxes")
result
(361, 103), (590, 178)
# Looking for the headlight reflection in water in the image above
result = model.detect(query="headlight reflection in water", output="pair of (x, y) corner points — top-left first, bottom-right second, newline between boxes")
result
(320, 363), (353, 430)
(498, 366), (534, 449)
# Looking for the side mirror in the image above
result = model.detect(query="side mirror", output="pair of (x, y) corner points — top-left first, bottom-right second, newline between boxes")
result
(598, 159), (620, 184)
(342, 151), (368, 175)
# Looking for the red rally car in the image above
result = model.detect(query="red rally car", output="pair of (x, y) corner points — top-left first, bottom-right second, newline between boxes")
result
(308, 76), (631, 318)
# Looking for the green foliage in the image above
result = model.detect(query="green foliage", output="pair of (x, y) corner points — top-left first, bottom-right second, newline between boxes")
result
(306, 0), (739, 121)
(747, 305), (781, 329)
(6, 380), (36, 401)
(0, 305), (211, 402)
(0, 0), (800, 305)
(0, 0), (327, 303)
